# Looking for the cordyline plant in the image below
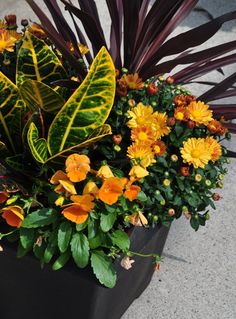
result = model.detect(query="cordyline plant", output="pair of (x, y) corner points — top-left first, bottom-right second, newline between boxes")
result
(25, 0), (236, 138)
(0, 1), (235, 288)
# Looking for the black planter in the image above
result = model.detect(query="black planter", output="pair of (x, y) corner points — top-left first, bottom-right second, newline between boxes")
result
(0, 224), (169, 319)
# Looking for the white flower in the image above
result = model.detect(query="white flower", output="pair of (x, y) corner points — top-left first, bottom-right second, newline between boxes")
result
(120, 256), (135, 270)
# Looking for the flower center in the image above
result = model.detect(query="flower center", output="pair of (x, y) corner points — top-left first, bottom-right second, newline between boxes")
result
(191, 149), (201, 158)
(176, 112), (184, 120)
(154, 145), (161, 153)
(138, 131), (148, 141)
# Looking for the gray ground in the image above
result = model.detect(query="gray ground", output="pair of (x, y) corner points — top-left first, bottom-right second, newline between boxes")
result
(1, 1), (236, 318)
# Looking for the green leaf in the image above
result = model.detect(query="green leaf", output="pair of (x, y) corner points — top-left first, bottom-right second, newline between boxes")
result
(27, 122), (48, 163)
(20, 228), (35, 250)
(0, 71), (18, 116)
(76, 220), (88, 232)
(100, 210), (117, 232)
(47, 47), (116, 155)
(22, 208), (57, 228)
(91, 251), (117, 288)
(46, 124), (112, 163)
(137, 191), (148, 202)
(44, 232), (58, 264)
(190, 216), (200, 231)
(58, 221), (73, 253)
(110, 230), (130, 251)
(19, 80), (65, 113)
(16, 31), (67, 86)
(52, 251), (71, 270)
(17, 242), (30, 258)
(70, 233), (90, 268)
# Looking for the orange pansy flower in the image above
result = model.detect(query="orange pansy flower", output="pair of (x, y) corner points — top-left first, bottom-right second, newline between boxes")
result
(66, 154), (90, 183)
(83, 181), (99, 197)
(50, 170), (76, 196)
(97, 164), (114, 179)
(98, 177), (127, 205)
(62, 194), (94, 224)
(1, 205), (24, 228)
(124, 185), (141, 201)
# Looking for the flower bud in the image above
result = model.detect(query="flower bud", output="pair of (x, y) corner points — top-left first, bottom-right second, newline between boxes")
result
(5, 15), (17, 28)
(180, 166), (190, 177)
(168, 208), (175, 216)
(195, 174), (202, 182)
(112, 134), (122, 145)
(113, 145), (121, 152)
(166, 76), (174, 84)
(187, 120), (195, 129)
(147, 83), (158, 95)
(163, 179), (171, 187)
(167, 117), (176, 126)
(121, 67), (128, 74)
(21, 19), (29, 27)
(205, 180), (212, 187)
(171, 154), (178, 162)
(212, 193), (222, 201)
(160, 199), (166, 205)
(128, 99), (136, 107)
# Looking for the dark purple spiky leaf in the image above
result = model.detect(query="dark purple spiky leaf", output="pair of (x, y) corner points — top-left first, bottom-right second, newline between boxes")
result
(223, 123), (236, 133)
(137, 0), (198, 71)
(106, 0), (122, 68)
(140, 10), (236, 76)
(142, 40), (236, 79)
(198, 72), (236, 101)
(227, 150), (236, 158)
(43, 0), (81, 58)
(61, 0), (107, 55)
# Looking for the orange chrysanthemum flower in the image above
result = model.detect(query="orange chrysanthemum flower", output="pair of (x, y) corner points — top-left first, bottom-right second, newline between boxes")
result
(207, 119), (228, 136)
(1, 205), (24, 228)
(127, 143), (156, 168)
(0, 191), (9, 204)
(62, 194), (94, 224)
(124, 185), (141, 201)
(152, 112), (170, 139)
(0, 29), (18, 53)
(50, 170), (76, 196)
(187, 101), (213, 126)
(174, 106), (189, 121)
(174, 94), (196, 107)
(152, 140), (167, 156)
(127, 103), (154, 128)
(131, 125), (156, 145)
(205, 137), (222, 162)
(66, 154), (90, 183)
(98, 177), (127, 205)
(119, 73), (144, 90)
(180, 137), (211, 168)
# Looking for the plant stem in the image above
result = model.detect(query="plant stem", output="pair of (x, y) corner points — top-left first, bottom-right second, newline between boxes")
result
(0, 230), (17, 240)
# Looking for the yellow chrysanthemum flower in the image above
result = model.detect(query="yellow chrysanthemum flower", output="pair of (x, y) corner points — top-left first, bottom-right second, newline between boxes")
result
(127, 103), (154, 128)
(131, 125), (156, 145)
(127, 143), (156, 168)
(0, 30), (18, 53)
(180, 138), (211, 168)
(205, 136), (222, 162)
(187, 101), (213, 126)
(152, 112), (170, 139)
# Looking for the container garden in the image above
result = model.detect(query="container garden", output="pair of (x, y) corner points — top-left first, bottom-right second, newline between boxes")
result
(0, 2), (236, 319)
(0, 223), (169, 319)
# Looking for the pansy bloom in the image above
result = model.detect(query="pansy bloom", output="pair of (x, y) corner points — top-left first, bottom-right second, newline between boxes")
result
(66, 154), (90, 183)
(1, 205), (24, 228)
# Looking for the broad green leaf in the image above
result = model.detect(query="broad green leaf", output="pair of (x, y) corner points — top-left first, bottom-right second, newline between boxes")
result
(46, 124), (112, 163)
(100, 210), (117, 232)
(58, 221), (73, 253)
(20, 228), (35, 250)
(27, 122), (48, 163)
(22, 208), (57, 228)
(44, 232), (58, 264)
(5, 154), (25, 172)
(52, 251), (71, 270)
(91, 251), (117, 288)
(19, 80), (65, 113)
(0, 71), (18, 116)
(47, 47), (116, 155)
(16, 31), (67, 86)
(70, 233), (90, 268)
(109, 230), (130, 251)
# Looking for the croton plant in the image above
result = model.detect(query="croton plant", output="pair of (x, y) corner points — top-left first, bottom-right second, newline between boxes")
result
(0, 1), (235, 288)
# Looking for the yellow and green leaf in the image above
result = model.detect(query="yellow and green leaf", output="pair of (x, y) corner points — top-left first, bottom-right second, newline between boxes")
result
(27, 122), (48, 163)
(16, 31), (67, 87)
(0, 71), (18, 116)
(47, 47), (116, 155)
(19, 80), (65, 113)
(46, 124), (112, 163)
